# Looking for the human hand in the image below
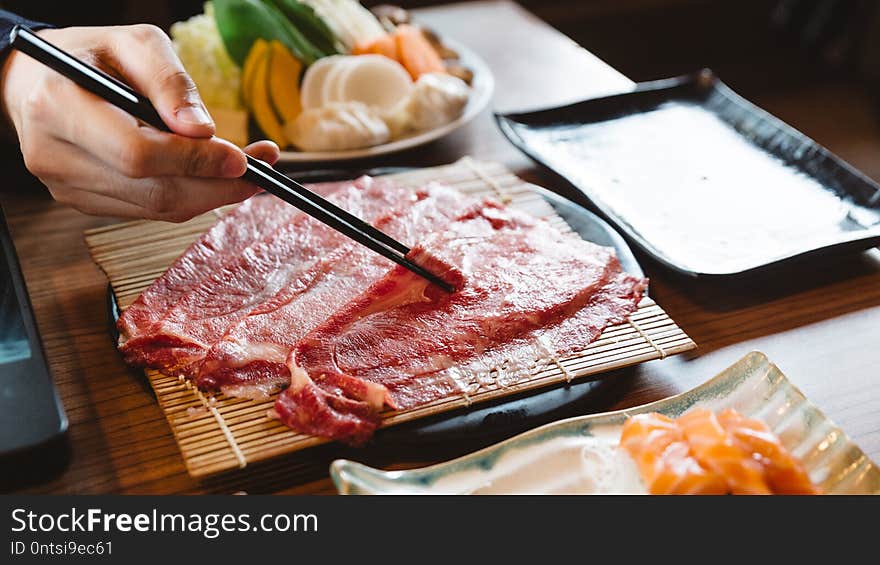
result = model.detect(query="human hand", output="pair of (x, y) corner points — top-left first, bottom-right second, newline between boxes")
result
(0, 24), (279, 222)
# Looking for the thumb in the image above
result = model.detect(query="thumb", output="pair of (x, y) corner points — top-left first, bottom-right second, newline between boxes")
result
(109, 24), (215, 138)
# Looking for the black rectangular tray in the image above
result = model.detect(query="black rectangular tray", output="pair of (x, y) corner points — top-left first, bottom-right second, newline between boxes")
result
(496, 69), (880, 278)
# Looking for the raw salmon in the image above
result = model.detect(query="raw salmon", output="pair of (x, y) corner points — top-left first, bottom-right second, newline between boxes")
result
(620, 413), (728, 494)
(678, 408), (772, 494)
(621, 409), (819, 495)
(717, 408), (820, 494)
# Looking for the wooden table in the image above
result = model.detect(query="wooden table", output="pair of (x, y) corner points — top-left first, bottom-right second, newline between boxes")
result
(3, 0), (878, 494)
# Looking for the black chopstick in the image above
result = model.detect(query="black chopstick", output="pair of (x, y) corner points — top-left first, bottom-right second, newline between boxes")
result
(9, 25), (453, 292)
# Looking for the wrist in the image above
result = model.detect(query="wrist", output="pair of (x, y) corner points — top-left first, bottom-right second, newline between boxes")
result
(0, 47), (23, 137)
(0, 28), (54, 138)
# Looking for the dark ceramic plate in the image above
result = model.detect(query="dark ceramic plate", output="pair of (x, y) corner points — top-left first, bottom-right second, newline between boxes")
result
(496, 69), (880, 278)
(108, 169), (645, 447)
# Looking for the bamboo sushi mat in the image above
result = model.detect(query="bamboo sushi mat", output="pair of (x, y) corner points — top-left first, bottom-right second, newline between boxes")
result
(85, 157), (696, 478)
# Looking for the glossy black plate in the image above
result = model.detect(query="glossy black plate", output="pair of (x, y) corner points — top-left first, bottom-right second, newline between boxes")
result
(496, 69), (880, 278)
(108, 170), (645, 447)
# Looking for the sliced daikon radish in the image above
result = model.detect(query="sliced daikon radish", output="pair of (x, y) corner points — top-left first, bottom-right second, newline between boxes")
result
(301, 55), (346, 110)
(336, 55), (413, 113)
(285, 102), (390, 151)
(384, 73), (470, 138)
(321, 57), (359, 105)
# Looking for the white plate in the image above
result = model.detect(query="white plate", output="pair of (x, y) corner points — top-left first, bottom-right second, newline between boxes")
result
(276, 38), (494, 162)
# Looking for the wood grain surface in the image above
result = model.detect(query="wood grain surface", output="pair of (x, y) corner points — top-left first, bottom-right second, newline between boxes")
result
(2, 0), (878, 494)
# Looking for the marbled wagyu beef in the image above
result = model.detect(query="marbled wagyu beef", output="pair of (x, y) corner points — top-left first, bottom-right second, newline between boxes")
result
(118, 178), (647, 444)
(275, 203), (647, 443)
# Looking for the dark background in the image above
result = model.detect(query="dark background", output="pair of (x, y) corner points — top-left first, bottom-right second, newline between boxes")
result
(3, 0), (880, 181)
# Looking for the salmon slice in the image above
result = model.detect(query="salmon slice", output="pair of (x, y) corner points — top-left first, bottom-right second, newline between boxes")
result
(678, 408), (772, 494)
(717, 408), (820, 495)
(620, 413), (728, 494)
(621, 409), (819, 495)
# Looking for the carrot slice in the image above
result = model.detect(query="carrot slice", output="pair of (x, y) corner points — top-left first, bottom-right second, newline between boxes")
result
(353, 33), (399, 62)
(394, 24), (445, 80)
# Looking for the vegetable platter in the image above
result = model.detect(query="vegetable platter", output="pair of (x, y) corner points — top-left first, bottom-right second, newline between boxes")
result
(171, 1), (492, 161)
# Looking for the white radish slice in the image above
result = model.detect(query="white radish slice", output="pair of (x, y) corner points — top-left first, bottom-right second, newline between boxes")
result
(321, 57), (359, 105)
(301, 55), (346, 110)
(336, 55), (413, 113)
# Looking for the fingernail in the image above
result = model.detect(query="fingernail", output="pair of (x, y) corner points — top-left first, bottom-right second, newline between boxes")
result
(176, 104), (213, 126)
(223, 153), (245, 177)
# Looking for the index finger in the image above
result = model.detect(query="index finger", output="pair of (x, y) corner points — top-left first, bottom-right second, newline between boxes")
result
(45, 78), (245, 179)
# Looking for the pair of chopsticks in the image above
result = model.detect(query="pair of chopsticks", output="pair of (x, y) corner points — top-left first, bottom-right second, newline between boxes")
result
(9, 26), (454, 292)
